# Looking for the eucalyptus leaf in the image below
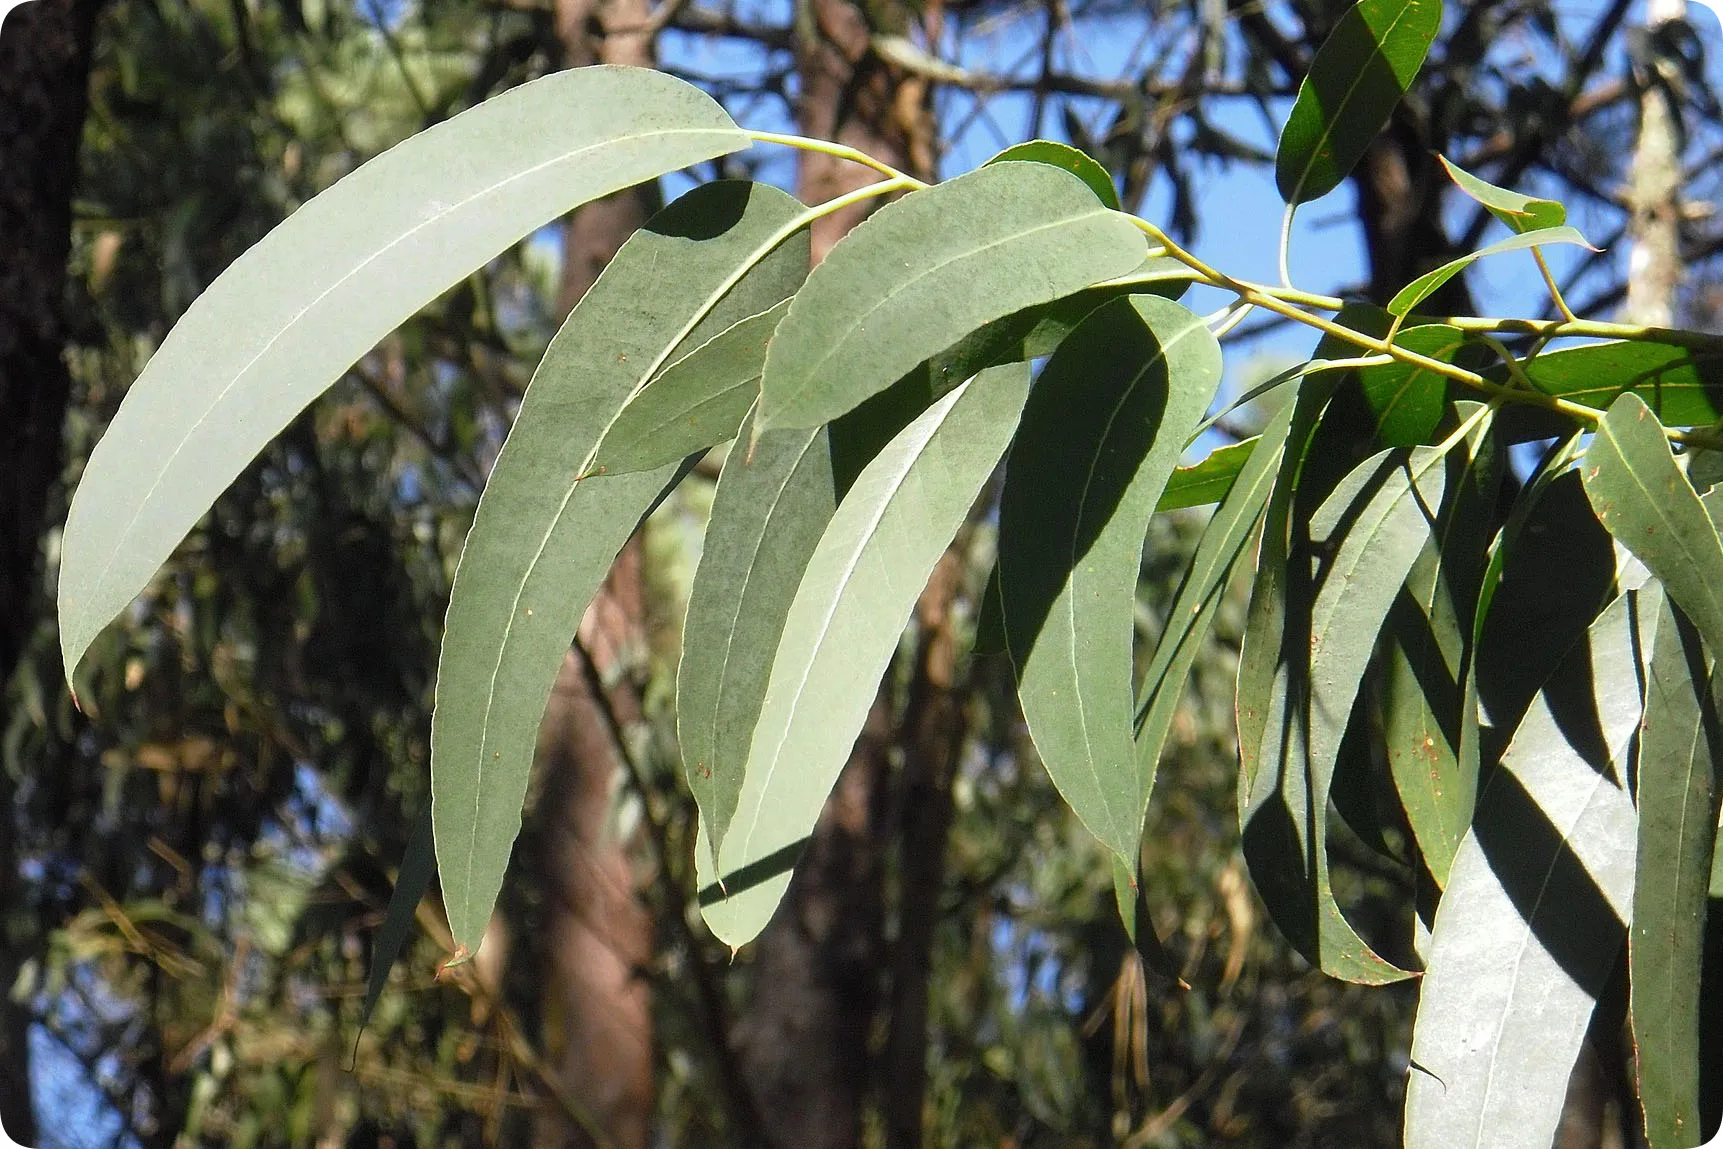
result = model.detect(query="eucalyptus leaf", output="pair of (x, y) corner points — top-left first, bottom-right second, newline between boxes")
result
(1275, 0), (1442, 205)
(1157, 437), (1258, 512)
(987, 139), (1121, 210)
(1405, 584), (1655, 1149)
(434, 181), (809, 955)
(1357, 324), (1464, 446)
(358, 806), (436, 1043)
(1503, 340), (1723, 429)
(700, 364), (1031, 946)
(1387, 226), (1593, 318)
(1241, 446), (1445, 983)
(1439, 155), (1570, 234)
(1582, 392), (1723, 659)
(999, 296), (1223, 859)
(758, 162), (1147, 431)
(58, 66), (749, 682)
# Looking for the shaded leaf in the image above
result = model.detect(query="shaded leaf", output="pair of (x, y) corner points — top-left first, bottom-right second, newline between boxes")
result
(699, 364), (1031, 946)
(1157, 436), (1258, 512)
(1357, 324), (1464, 446)
(358, 806), (436, 1043)
(1632, 597), (1720, 1149)
(1405, 585), (1655, 1149)
(591, 299), (794, 476)
(1583, 392), (1723, 659)
(679, 414), (836, 856)
(1241, 446), (1445, 983)
(434, 181), (809, 954)
(58, 66), (748, 681)
(759, 162), (1147, 431)
(1382, 404), (1499, 885)
(1136, 402), (1293, 804)
(1387, 226), (1594, 318)
(1112, 856), (1184, 982)
(1439, 155), (1570, 234)
(1275, 0), (1442, 205)
(1000, 296), (1223, 859)
(987, 139), (1122, 210)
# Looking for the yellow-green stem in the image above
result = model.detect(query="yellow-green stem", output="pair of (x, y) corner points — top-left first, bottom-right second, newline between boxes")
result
(748, 130), (928, 187)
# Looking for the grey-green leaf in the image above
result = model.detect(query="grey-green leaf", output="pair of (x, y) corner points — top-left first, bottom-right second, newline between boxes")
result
(699, 364), (1031, 946)
(1405, 584), (1655, 1149)
(987, 139), (1121, 210)
(57, 65), (749, 683)
(1000, 295), (1223, 860)
(433, 181), (809, 955)
(758, 162), (1148, 431)
(679, 414), (837, 857)
(1241, 446), (1445, 983)
(1387, 226), (1593, 318)
(1582, 392), (1723, 659)
(1135, 401), (1292, 811)
(1275, 0), (1442, 205)
(590, 300), (794, 477)
(1631, 596), (1718, 1149)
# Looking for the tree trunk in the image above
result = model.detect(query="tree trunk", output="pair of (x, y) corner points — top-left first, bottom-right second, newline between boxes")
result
(733, 7), (937, 1146)
(0, 0), (104, 1139)
(513, 5), (661, 1145)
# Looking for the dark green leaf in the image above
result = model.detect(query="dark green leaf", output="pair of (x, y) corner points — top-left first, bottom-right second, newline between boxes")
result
(1357, 325), (1464, 446)
(358, 806), (436, 1044)
(988, 140), (1122, 210)
(1406, 584), (1654, 1149)
(699, 364), (1031, 946)
(1242, 446), (1445, 983)
(1502, 340), (1723, 429)
(433, 182), (808, 955)
(1000, 296), (1223, 859)
(58, 66), (748, 682)
(1275, 0), (1443, 205)
(758, 162), (1147, 431)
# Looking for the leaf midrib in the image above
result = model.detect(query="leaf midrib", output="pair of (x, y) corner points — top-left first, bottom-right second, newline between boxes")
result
(1287, 0), (1421, 204)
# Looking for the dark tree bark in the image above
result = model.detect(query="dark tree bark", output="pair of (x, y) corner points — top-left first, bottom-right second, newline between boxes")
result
(0, 0), (104, 1140)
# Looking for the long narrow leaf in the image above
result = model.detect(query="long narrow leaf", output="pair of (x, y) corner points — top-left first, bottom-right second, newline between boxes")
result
(679, 414), (836, 857)
(1583, 392), (1723, 660)
(1406, 584), (1657, 1149)
(1387, 226), (1593, 317)
(698, 363), (1032, 946)
(999, 296), (1223, 859)
(758, 162), (1147, 431)
(58, 66), (748, 681)
(358, 806), (436, 1043)
(1632, 596), (1720, 1149)
(1242, 446), (1445, 983)
(434, 182), (809, 955)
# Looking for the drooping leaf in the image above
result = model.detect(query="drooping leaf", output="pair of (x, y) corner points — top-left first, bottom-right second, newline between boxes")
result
(1275, 0), (1443, 205)
(1387, 226), (1594, 318)
(699, 364), (1032, 946)
(57, 66), (749, 681)
(590, 300), (794, 477)
(758, 162), (1147, 431)
(1439, 155), (1571, 234)
(999, 296), (1223, 859)
(1112, 856), (1184, 982)
(1357, 325), (1465, 446)
(1241, 446), (1445, 983)
(1631, 596), (1720, 1149)
(1156, 436), (1259, 512)
(1497, 340), (1723, 429)
(1382, 405), (1499, 886)
(679, 414), (837, 857)
(1405, 584), (1656, 1149)
(434, 181), (809, 955)
(1136, 402), (1293, 805)
(1583, 392), (1723, 658)
(358, 805), (436, 1043)
(987, 140), (1122, 210)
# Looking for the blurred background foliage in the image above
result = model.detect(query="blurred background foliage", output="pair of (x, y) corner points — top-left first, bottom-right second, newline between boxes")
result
(3, 0), (1719, 1142)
